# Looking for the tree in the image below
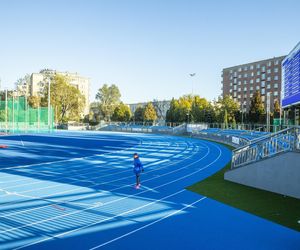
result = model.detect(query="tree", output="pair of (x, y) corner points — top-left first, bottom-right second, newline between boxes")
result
(134, 106), (144, 122)
(273, 99), (281, 119)
(179, 95), (193, 122)
(112, 103), (132, 122)
(143, 102), (157, 123)
(28, 96), (41, 108)
(217, 95), (240, 124)
(191, 95), (209, 123)
(248, 91), (265, 123)
(224, 109), (228, 128)
(15, 74), (30, 96)
(166, 98), (179, 124)
(96, 84), (121, 121)
(43, 74), (85, 123)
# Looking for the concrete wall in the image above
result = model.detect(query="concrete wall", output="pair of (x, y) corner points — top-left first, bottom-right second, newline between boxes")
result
(224, 152), (300, 199)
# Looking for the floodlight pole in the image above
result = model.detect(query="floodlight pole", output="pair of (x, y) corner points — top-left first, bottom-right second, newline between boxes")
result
(48, 78), (51, 132)
(5, 89), (8, 133)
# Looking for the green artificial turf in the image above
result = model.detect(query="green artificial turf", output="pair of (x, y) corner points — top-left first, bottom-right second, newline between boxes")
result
(187, 142), (300, 232)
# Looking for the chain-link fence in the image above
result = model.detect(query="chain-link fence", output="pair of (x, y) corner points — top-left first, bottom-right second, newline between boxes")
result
(0, 96), (54, 134)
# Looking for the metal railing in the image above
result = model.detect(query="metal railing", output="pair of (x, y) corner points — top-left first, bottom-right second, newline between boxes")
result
(231, 126), (300, 169)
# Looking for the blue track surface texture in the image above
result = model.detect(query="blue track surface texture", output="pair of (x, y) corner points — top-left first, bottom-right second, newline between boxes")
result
(0, 131), (299, 250)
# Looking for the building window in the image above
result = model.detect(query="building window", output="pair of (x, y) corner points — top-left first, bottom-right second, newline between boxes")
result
(256, 78), (260, 83)
(261, 73), (266, 80)
(234, 78), (237, 83)
(229, 89), (232, 93)
(230, 70), (233, 73)
(267, 76), (271, 81)
(244, 80), (247, 84)
(244, 66), (248, 71)
(238, 81), (241, 85)
(274, 83), (278, 88)
(234, 85), (237, 90)
(234, 92), (237, 97)
(238, 67), (242, 72)
(250, 93), (253, 98)
(244, 87), (247, 91)
(261, 89), (265, 95)
(267, 69), (271, 74)
(256, 64), (260, 69)
(267, 84), (271, 89)
(274, 91), (278, 96)
(238, 74), (242, 78)
(256, 86), (260, 90)
(250, 65), (254, 70)
(250, 86), (254, 91)
(234, 72), (237, 77)
(262, 96), (265, 102)
(274, 75), (279, 80)
(267, 61), (272, 67)
(238, 87), (241, 92)
(275, 60), (279, 65)
(261, 66), (266, 72)
(230, 82), (233, 86)
(250, 79), (254, 84)
(261, 81), (265, 87)
(274, 67), (279, 73)
(244, 73), (248, 78)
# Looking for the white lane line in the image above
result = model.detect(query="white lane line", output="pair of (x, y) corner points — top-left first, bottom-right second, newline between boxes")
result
(13, 189), (189, 250)
(0, 135), (144, 171)
(1, 140), (218, 235)
(90, 197), (207, 249)
(0, 139), (182, 197)
(0, 137), (185, 193)
(0, 141), (201, 218)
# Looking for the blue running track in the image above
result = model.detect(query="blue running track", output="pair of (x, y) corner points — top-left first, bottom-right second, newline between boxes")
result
(0, 131), (299, 250)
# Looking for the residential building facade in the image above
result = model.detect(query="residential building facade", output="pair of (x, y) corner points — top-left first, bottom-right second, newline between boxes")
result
(128, 100), (171, 122)
(30, 69), (90, 115)
(222, 56), (286, 112)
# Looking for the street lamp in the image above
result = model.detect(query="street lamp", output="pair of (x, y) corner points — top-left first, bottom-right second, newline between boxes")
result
(48, 78), (51, 132)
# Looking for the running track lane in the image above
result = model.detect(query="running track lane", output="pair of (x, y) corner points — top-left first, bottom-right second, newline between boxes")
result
(0, 132), (299, 250)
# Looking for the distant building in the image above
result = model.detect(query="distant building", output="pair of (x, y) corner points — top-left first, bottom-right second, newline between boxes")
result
(222, 56), (286, 112)
(128, 100), (171, 121)
(30, 69), (90, 115)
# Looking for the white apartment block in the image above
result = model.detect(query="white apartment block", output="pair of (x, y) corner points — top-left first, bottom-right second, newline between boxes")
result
(30, 69), (90, 116)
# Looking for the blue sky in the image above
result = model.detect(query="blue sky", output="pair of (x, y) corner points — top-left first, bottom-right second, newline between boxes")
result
(0, 0), (299, 103)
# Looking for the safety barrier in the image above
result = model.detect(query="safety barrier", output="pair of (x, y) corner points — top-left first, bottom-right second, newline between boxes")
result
(231, 126), (300, 169)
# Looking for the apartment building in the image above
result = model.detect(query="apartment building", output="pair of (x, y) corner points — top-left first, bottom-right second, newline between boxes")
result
(222, 56), (286, 112)
(30, 69), (90, 115)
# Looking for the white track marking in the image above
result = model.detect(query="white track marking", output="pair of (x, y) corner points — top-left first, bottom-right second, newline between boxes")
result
(90, 197), (207, 249)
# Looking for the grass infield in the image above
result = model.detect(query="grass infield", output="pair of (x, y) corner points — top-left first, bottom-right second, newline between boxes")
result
(187, 142), (300, 232)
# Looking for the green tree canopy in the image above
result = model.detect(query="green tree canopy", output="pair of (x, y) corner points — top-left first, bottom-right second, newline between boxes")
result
(112, 103), (132, 122)
(96, 84), (121, 121)
(273, 99), (281, 119)
(191, 96), (209, 123)
(134, 106), (144, 122)
(28, 96), (41, 108)
(217, 95), (240, 123)
(166, 98), (179, 124)
(249, 91), (265, 123)
(43, 74), (85, 123)
(143, 102), (157, 123)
